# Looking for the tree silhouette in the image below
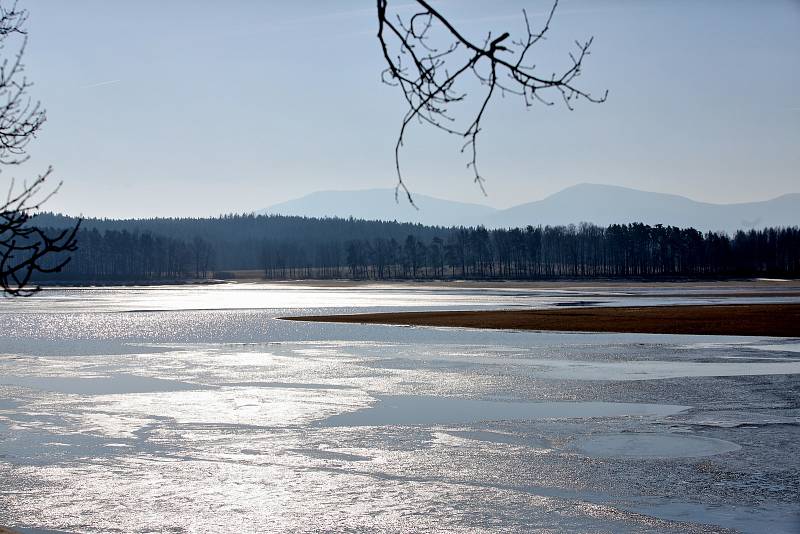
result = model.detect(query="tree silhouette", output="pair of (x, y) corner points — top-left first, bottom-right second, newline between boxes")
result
(377, 0), (607, 203)
(0, 2), (77, 296)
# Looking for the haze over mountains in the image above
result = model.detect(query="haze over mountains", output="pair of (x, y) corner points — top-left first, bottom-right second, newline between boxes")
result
(259, 189), (496, 228)
(259, 184), (800, 234)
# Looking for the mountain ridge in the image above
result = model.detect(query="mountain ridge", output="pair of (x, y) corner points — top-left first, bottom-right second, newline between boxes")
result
(257, 188), (498, 227)
(258, 184), (800, 233)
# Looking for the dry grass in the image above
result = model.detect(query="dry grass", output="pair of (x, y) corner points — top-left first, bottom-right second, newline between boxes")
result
(285, 303), (800, 337)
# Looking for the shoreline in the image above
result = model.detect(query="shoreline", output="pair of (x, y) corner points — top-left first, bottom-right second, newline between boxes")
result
(283, 303), (800, 337)
(35, 277), (800, 290)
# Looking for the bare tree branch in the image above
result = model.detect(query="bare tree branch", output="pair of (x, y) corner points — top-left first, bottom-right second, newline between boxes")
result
(0, 1), (79, 296)
(377, 0), (607, 203)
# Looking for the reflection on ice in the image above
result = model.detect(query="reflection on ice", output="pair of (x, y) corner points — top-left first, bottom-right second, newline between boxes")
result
(622, 500), (800, 534)
(435, 430), (549, 448)
(572, 433), (741, 458)
(676, 411), (800, 428)
(0, 374), (206, 395)
(320, 395), (689, 427)
(748, 342), (800, 353)
(289, 448), (373, 462)
(511, 359), (800, 381)
(95, 386), (374, 428)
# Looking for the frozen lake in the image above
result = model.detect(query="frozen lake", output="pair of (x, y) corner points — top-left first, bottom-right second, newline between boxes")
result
(1, 283), (799, 533)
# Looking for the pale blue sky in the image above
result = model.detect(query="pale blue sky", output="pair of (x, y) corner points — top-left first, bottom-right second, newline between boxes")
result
(18, 0), (800, 217)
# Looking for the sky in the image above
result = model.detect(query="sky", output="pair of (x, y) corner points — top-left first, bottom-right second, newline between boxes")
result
(14, 0), (800, 218)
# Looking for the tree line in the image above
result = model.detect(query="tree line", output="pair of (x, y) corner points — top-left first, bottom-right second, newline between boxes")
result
(337, 224), (800, 280)
(42, 228), (215, 281)
(33, 213), (800, 281)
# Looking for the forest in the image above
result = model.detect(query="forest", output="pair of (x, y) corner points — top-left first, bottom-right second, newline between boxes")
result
(32, 213), (800, 282)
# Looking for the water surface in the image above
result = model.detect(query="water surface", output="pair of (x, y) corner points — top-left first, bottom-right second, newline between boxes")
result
(1, 283), (798, 533)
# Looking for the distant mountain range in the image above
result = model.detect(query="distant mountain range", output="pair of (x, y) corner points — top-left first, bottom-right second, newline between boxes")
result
(258, 184), (800, 233)
(257, 188), (496, 228)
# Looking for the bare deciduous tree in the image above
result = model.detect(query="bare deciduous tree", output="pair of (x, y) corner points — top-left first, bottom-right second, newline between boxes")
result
(0, 2), (78, 296)
(376, 0), (607, 203)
